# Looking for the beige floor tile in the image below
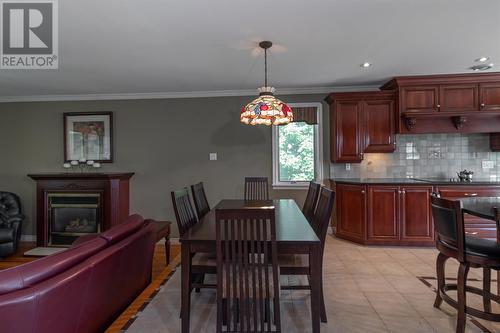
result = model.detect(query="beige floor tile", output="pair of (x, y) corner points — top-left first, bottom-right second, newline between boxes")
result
(379, 315), (434, 333)
(354, 275), (397, 293)
(365, 291), (421, 317)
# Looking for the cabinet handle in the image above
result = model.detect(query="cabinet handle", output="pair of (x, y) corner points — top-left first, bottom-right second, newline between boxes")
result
(437, 104), (441, 109)
(464, 193), (478, 197)
(481, 103), (485, 108)
(361, 190), (365, 194)
(402, 190), (406, 194)
(465, 231), (478, 235)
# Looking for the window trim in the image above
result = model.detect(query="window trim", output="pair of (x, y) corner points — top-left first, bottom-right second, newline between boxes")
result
(272, 102), (324, 189)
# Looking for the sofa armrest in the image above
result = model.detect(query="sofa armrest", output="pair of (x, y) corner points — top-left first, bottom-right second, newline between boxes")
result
(0, 228), (15, 243)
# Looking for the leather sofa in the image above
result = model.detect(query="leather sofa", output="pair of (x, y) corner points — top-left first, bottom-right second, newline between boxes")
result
(0, 214), (156, 333)
(0, 192), (24, 258)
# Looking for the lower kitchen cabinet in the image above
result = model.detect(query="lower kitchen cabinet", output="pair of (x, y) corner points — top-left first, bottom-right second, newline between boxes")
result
(400, 186), (434, 243)
(437, 186), (500, 240)
(336, 184), (366, 243)
(336, 183), (435, 246)
(367, 186), (399, 242)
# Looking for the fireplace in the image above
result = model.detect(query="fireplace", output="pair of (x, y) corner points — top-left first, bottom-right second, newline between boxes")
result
(48, 193), (102, 246)
(29, 173), (134, 247)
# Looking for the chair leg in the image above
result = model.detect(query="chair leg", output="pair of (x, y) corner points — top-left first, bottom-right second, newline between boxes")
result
(195, 273), (205, 293)
(456, 262), (470, 333)
(434, 253), (447, 308)
(165, 236), (170, 266)
(483, 268), (492, 313)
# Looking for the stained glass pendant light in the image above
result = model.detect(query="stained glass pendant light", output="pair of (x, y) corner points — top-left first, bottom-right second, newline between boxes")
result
(240, 41), (293, 126)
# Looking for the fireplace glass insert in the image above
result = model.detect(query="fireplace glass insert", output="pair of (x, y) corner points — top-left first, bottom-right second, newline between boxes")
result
(48, 193), (101, 246)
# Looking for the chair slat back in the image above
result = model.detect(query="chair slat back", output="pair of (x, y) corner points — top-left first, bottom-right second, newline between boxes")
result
(244, 177), (269, 201)
(171, 188), (198, 237)
(430, 194), (466, 261)
(191, 182), (210, 219)
(216, 208), (280, 333)
(303, 182), (321, 222)
(311, 187), (335, 248)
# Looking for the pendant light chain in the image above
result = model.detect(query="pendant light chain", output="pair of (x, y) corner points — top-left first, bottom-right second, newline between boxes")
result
(264, 48), (268, 87)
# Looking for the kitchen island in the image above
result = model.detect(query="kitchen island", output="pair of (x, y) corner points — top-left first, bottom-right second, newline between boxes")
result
(331, 178), (500, 246)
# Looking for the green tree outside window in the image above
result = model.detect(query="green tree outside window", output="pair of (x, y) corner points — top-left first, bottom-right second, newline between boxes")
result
(278, 122), (315, 182)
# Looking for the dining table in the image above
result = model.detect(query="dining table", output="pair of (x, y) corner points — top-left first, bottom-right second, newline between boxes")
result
(461, 196), (500, 292)
(179, 199), (322, 333)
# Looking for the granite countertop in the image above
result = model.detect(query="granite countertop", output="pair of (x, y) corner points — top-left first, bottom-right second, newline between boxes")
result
(332, 178), (500, 185)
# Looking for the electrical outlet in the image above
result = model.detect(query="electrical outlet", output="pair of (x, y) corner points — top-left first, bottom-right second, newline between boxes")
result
(345, 163), (351, 171)
(482, 160), (494, 169)
(209, 153), (217, 161)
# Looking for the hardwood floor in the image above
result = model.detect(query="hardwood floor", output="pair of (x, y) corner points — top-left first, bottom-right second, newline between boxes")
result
(0, 241), (181, 332)
(0, 242), (37, 270)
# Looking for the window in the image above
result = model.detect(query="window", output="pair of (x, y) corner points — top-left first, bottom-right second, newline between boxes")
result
(272, 103), (323, 188)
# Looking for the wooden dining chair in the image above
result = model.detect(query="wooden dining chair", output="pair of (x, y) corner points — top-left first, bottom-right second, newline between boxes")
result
(431, 195), (500, 333)
(215, 207), (281, 332)
(191, 182), (210, 219)
(278, 187), (334, 323)
(171, 188), (216, 292)
(244, 177), (269, 201)
(302, 181), (321, 223)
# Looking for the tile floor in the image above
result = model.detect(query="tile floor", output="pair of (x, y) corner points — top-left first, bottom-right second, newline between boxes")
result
(128, 235), (500, 333)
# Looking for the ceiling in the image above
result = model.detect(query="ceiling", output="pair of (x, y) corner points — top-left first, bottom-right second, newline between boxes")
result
(1, 0), (500, 101)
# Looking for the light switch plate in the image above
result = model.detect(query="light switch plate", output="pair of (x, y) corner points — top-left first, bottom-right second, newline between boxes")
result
(345, 163), (351, 171)
(482, 160), (494, 169)
(209, 153), (217, 161)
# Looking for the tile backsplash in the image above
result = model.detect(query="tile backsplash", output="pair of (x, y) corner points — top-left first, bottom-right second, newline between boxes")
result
(330, 133), (500, 179)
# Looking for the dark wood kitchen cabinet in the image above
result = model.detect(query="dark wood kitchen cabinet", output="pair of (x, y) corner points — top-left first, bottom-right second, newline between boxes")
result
(326, 91), (395, 163)
(364, 99), (395, 153)
(335, 181), (434, 246)
(401, 86), (439, 113)
(335, 184), (366, 243)
(331, 101), (364, 163)
(380, 73), (500, 134)
(367, 186), (399, 242)
(480, 83), (500, 110)
(439, 84), (478, 112)
(437, 186), (500, 240)
(400, 186), (434, 242)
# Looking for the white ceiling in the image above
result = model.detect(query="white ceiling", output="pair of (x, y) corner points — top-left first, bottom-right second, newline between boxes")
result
(1, 0), (500, 101)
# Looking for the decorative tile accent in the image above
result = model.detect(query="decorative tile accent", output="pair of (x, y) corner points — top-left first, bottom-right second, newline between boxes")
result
(331, 133), (500, 179)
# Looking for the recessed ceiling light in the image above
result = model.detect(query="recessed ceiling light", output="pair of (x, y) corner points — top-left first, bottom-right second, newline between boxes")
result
(361, 62), (372, 68)
(469, 63), (494, 71)
(475, 57), (490, 62)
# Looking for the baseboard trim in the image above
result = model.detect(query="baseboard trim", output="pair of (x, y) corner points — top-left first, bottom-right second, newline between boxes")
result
(20, 235), (36, 242)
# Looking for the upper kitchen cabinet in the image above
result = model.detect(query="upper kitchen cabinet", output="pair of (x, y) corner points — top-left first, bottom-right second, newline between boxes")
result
(330, 100), (364, 163)
(381, 72), (500, 134)
(439, 84), (478, 112)
(401, 86), (439, 113)
(364, 99), (395, 153)
(325, 91), (395, 163)
(480, 83), (500, 110)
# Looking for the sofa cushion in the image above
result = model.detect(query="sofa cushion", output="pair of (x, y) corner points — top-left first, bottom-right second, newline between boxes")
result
(0, 237), (107, 296)
(99, 214), (144, 244)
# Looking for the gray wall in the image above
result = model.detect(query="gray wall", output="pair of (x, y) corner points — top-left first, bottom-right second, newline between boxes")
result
(0, 94), (329, 237)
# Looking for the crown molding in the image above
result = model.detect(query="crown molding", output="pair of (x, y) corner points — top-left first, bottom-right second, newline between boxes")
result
(0, 85), (380, 103)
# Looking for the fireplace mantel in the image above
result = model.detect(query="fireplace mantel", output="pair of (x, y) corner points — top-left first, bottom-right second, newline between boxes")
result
(28, 172), (134, 246)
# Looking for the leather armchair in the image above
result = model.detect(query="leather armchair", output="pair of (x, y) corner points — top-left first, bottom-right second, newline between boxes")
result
(0, 192), (24, 258)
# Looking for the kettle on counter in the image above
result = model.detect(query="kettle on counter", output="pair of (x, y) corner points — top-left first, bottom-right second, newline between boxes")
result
(457, 170), (474, 182)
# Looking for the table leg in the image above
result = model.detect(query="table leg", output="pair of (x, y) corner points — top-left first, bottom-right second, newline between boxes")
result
(181, 243), (191, 333)
(309, 244), (321, 333)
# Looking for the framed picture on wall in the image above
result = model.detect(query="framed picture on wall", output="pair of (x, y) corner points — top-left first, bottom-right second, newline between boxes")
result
(64, 112), (113, 163)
